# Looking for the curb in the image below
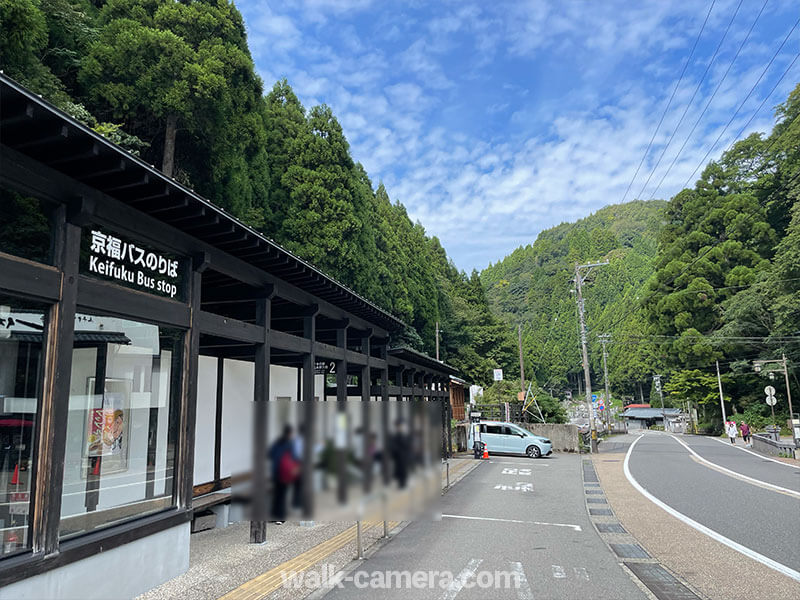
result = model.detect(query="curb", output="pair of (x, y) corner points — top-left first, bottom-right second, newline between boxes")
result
(582, 457), (709, 600)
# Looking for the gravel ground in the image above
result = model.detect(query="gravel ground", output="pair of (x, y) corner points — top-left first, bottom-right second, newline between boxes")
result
(594, 434), (800, 600)
(137, 458), (481, 600)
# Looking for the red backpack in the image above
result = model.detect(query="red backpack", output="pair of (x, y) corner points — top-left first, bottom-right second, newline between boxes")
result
(278, 450), (300, 484)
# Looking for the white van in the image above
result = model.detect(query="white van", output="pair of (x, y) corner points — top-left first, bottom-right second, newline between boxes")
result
(468, 420), (553, 458)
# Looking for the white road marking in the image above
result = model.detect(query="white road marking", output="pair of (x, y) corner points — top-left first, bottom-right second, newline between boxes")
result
(573, 567), (590, 581)
(510, 562), (534, 600)
(502, 467), (533, 475)
(551, 565), (566, 579)
(493, 482), (534, 492)
(625, 434), (800, 583)
(440, 558), (482, 600)
(711, 437), (799, 468)
(441, 514), (582, 532)
(670, 435), (800, 498)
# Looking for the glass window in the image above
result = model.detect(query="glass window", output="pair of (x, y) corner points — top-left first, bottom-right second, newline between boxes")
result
(0, 295), (48, 557)
(59, 313), (183, 539)
(0, 187), (56, 264)
(485, 425), (502, 435)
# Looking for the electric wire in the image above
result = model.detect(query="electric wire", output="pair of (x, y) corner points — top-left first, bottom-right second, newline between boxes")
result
(647, 0), (771, 198)
(681, 14), (800, 189)
(636, 0), (737, 201)
(620, 0), (717, 205)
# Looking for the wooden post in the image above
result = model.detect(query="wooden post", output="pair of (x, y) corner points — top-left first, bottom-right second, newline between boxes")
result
(250, 287), (273, 543)
(301, 306), (319, 518)
(32, 204), (80, 555)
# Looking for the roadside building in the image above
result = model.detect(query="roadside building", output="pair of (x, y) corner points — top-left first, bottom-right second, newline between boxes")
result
(449, 376), (467, 421)
(0, 74), (457, 598)
(621, 407), (681, 431)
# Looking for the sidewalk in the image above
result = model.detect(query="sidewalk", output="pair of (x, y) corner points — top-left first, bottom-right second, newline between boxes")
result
(137, 458), (481, 600)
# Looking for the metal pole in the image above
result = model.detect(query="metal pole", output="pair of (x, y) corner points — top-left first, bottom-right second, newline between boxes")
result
(575, 264), (597, 452)
(655, 375), (666, 430)
(518, 323), (526, 395)
(435, 321), (440, 362)
(783, 354), (794, 428)
(601, 335), (611, 432)
(716, 360), (727, 423)
(356, 520), (364, 559)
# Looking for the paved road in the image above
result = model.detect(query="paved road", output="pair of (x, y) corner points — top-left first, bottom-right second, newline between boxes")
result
(321, 454), (645, 599)
(677, 434), (800, 492)
(627, 433), (800, 575)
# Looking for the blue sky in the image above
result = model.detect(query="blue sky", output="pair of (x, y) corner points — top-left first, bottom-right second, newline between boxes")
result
(235, 0), (799, 272)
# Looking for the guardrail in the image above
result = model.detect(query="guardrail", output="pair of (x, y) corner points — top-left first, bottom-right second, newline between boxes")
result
(751, 433), (797, 459)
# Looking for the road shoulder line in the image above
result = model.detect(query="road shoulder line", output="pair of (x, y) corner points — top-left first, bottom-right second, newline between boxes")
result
(711, 436), (800, 467)
(670, 435), (800, 497)
(625, 434), (800, 583)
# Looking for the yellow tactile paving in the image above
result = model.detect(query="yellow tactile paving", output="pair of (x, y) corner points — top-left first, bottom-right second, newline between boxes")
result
(219, 520), (399, 600)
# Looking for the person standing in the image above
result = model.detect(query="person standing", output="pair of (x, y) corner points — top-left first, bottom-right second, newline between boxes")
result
(269, 425), (299, 523)
(739, 421), (751, 446)
(726, 420), (738, 444)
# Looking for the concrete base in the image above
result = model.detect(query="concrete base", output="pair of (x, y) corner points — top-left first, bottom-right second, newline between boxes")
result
(0, 523), (190, 600)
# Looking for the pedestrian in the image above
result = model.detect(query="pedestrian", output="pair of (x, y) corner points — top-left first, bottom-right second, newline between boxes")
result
(269, 425), (299, 523)
(725, 420), (738, 444)
(739, 421), (751, 446)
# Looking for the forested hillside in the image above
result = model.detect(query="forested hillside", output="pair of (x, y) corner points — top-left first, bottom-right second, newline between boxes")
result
(0, 0), (516, 384)
(481, 200), (666, 402)
(483, 82), (800, 432)
(642, 83), (800, 430)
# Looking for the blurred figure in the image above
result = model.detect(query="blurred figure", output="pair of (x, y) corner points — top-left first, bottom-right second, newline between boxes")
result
(269, 425), (298, 523)
(389, 420), (410, 488)
(292, 424), (305, 511)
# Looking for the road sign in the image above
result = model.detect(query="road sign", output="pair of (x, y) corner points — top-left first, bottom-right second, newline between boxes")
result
(765, 385), (776, 396)
(591, 394), (597, 401)
(493, 368), (503, 381)
(766, 395), (777, 406)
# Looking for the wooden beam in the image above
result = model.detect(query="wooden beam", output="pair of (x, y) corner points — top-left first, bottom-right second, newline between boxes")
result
(196, 311), (264, 344)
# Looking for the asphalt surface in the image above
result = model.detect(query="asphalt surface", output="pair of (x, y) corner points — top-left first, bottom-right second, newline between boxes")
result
(321, 453), (646, 599)
(627, 433), (800, 574)
(677, 434), (800, 492)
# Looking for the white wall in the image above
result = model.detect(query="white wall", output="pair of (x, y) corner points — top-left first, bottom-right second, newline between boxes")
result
(192, 355), (218, 485)
(0, 523), (190, 600)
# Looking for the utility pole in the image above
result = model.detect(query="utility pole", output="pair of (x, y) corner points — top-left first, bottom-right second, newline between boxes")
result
(600, 334), (611, 432)
(518, 323), (526, 395)
(574, 260), (608, 452)
(654, 374), (666, 430)
(716, 360), (726, 423)
(435, 321), (440, 362)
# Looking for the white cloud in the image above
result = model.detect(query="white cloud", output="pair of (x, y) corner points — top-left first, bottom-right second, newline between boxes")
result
(235, 0), (800, 271)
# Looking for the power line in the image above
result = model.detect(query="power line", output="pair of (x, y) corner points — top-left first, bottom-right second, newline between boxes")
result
(620, 0), (717, 205)
(637, 0), (738, 201)
(722, 52), (800, 154)
(648, 0), (770, 198)
(681, 14), (800, 189)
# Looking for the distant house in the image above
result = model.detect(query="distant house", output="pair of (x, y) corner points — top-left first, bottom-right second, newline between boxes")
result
(622, 407), (681, 430)
(450, 376), (467, 421)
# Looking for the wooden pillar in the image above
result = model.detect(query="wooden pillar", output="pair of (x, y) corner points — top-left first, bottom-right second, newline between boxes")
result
(32, 204), (80, 555)
(176, 252), (209, 512)
(301, 305), (319, 518)
(360, 330), (373, 494)
(335, 321), (348, 504)
(250, 286), (273, 543)
(380, 344), (391, 485)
